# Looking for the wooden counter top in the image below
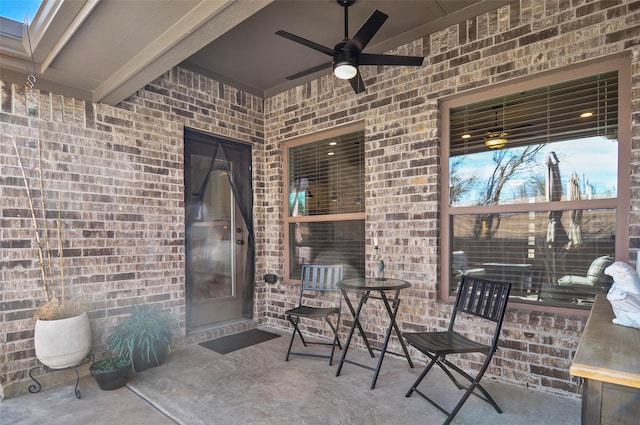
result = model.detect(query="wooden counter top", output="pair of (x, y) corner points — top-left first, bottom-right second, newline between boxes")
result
(570, 295), (640, 388)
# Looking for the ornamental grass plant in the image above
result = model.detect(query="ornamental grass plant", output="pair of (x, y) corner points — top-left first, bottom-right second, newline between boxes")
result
(14, 74), (84, 320)
(108, 304), (175, 371)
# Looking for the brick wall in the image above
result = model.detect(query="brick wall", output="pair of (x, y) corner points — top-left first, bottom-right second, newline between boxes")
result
(262, 0), (640, 395)
(0, 69), (264, 397)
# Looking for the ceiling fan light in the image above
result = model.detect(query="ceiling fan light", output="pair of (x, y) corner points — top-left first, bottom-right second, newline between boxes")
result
(485, 132), (508, 149)
(334, 62), (357, 80)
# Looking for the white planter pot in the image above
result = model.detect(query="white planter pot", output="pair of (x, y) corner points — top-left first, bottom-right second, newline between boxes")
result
(34, 311), (92, 369)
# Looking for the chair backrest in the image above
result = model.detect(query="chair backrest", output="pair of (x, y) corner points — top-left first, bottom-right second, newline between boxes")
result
(299, 264), (344, 292)
(449, 276), (511, 346)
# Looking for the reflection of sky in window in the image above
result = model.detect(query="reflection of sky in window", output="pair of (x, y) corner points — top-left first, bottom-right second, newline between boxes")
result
(0, 1), (42, 21)
(451, 136), (618, 204)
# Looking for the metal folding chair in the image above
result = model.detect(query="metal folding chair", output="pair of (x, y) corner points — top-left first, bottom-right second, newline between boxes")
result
(285, 264), (344, 365)
(404, 276), (512, 425)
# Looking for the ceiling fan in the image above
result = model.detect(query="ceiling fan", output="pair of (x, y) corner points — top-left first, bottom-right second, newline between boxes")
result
(276, 0), (424, 94)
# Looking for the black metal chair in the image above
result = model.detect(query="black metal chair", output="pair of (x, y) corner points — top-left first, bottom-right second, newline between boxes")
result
(285, 264), (344, 365)
(404, 276), (512, 425)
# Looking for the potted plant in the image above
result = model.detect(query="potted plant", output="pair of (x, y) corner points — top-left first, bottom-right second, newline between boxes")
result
(89, 356), (132, 390)
(33, 300), (91, 369)
(108, 304), (174, 372)
(13, 102), (90, 369)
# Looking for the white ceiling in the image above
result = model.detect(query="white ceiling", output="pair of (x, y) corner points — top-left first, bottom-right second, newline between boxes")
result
(0, 0), (510, 105)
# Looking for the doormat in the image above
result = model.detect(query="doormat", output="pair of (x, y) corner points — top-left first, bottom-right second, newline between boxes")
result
(199, 329), (280, 354)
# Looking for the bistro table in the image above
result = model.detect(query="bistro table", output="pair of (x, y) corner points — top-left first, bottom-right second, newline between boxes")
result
(335, 277), (414, 389)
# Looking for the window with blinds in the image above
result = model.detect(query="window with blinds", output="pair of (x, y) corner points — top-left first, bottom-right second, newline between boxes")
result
(449, 71), (618, 157)
(285, 130), (365, 280)
(444, 68), (622, 309)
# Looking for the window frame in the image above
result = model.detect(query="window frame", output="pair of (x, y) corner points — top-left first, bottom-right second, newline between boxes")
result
(440, 55), (631, 313)
(283, 122), (366, 282)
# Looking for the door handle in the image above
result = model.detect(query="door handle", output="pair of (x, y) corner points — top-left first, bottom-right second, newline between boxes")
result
(236, 240), (244, 245)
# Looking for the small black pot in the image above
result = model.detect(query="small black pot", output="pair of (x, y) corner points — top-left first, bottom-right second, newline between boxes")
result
(90, 363), (132, 390)
(132, 342), (169, 372)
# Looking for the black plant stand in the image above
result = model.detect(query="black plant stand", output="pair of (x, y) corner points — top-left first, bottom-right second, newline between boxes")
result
(28, 354), (94, 399)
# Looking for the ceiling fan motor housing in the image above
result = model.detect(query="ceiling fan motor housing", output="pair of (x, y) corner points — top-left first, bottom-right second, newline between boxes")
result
(333, 41), (359, 79)
(338, 0), (356, 8)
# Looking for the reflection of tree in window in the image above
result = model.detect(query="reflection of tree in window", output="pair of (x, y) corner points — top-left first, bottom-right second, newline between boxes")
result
(449, 157), (477, 204)
(451, 146), (544, 238)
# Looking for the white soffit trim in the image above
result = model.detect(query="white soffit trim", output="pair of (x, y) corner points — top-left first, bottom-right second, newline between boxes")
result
(38, 0), (99, 72)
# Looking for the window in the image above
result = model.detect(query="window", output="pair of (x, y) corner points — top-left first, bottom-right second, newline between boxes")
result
(442, 57), (630, 309)
(284, 125), (365, 280)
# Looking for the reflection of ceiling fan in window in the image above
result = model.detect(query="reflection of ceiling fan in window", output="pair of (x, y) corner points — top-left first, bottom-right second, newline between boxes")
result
(276, 0), (424, 94)
(454, 72), (618, 156)
(474, 101), (533, 150)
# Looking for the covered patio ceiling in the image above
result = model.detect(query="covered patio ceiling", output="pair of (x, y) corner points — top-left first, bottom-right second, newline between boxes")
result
(0, 0), (510, 105)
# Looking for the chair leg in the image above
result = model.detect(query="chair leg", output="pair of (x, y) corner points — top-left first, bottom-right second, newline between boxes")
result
(405, 355), (438, 397)
(293, 317), (308, 346)
(444, 380), (482, 425)
(326, 313), (341, 365)
(292, 316), (309, 346)
(285, 316), (307, 361)
(434, 355), (503, 425)
(325, 316), (342, 350)
(406, 353), (502, 425)
(435, 356), (466, 390)
(442, 356), (502, 414)
(286, 313), (342, 364)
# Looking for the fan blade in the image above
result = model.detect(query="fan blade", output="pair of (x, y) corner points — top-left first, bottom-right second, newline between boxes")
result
(276, 30), (334, 56)
(359, 53), (424, 67)
(285, 61), (332, 80)
(346, 10), (388, 53)
(349, 73), (366, 94)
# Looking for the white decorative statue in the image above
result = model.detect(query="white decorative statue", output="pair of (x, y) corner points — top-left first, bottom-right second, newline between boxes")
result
(604, 261), (640, 329)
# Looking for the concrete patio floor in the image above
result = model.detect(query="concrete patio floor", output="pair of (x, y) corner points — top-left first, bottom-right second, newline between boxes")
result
(0, 326), (581, 425)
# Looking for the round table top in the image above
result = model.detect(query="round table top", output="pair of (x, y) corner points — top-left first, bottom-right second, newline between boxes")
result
(338, 277), (411, 291)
